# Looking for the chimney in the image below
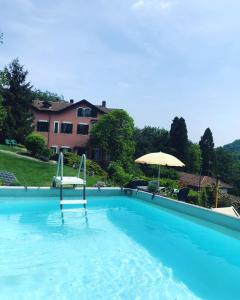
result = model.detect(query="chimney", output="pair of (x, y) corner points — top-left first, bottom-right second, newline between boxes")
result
(70, 99), (74, 104)
(102, 100), (106, 107)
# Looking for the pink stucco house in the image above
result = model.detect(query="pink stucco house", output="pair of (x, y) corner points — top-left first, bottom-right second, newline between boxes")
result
(31, 99), (113, 161)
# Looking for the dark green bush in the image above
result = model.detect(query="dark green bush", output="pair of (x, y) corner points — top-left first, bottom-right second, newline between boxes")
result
(159, 178), (179, 189)
(198, 188), (207, 207)
(25, 133), (45, 157)
(140, 165), (179, 180)
(64, 152), (107, 177)
(64, 152), (79, 166)
(87, 160), (107, 177)
(148, 181), (158, 193)
(39, 147), (52, 161)
(187, 189), (199, 204)
(108, 162), (132, 186)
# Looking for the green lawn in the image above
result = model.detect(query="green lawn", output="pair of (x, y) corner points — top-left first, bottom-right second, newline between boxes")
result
(0, 151), (101, 186)
(0, 144), (27, 153)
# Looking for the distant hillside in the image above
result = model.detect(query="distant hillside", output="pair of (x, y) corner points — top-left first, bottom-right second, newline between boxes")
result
(223, 140), (240, 153)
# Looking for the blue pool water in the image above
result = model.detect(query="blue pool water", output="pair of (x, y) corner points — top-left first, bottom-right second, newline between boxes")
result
(1, 194), (240, 300)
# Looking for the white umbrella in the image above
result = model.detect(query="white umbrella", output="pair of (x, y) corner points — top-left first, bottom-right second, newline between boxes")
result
(135, 152), (185, 189)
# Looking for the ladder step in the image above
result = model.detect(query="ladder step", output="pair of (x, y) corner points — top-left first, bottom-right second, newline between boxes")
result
(56, 176), (85, 185)
(60, 199), (87, 205)
(61, 208), (85, 213)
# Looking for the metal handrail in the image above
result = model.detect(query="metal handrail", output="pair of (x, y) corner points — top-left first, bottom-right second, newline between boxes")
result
(56, 152), (64, 180)
(56, 152), (86, 182)
(77, 154), (86, 182)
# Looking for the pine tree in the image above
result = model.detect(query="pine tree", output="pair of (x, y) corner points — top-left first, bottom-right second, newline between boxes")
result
(199, 128), (215, 175)
(169, 117), (188, 163)
(1, 59), (34, 143)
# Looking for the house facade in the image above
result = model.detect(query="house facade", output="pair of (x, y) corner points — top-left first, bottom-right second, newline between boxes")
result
(31, 99), (113, 160)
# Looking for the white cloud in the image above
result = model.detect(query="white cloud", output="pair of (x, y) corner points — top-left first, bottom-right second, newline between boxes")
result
(132, 0), (145, 9)
(132, 0), (177, 11)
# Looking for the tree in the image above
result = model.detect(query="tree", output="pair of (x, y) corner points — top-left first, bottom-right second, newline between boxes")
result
(134, 126), (170, 158)
(0, 95), (7, 132)
(0, 59), (34, 143)
(31, 89), (65, 102)
(187, 142), (202, 174)
(169, 117), (188, 163)
(215, 147), (234, 181)
(90, 109), (135, 169)
(199, 128), (215, 175)
(25, 133), (46, 157)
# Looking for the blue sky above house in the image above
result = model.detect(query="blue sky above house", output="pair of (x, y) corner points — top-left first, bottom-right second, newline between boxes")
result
(1, 0), (240, 146)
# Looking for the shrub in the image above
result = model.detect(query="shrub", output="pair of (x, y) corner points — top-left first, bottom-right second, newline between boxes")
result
(187, 189), (199, 204)
(148, 181), (158, 193)
(159, 178), (179, 189)
(39, 147), (52, 161)
(94, 181), (107, 187)
(87, 160), (107, 178)
(25, 133), (45, 157)
(64, 152), (79, 167)
(198, 188), (207, 207)
(218, 193), (231, 208)
(64, 152), (107, 177)
(107, 162), (132, 186)
(141, 165), (179, 180)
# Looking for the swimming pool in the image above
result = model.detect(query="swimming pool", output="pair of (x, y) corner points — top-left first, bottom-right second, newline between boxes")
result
(1, 188), (240, 299)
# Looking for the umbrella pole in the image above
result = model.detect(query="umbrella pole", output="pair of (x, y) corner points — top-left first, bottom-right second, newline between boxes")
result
(157, 165), (160, 190)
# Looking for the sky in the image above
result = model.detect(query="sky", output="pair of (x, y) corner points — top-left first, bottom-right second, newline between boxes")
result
(1, 0), (240, 146)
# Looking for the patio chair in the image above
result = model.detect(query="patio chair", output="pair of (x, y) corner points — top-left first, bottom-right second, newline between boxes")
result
(10, 139), (17, 146)
(5, 139), (11, 146)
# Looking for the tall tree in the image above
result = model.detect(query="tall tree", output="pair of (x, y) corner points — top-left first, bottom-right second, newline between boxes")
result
(199, 128), (215, 175)
(187, 142), (202, 174)
(169, 117), (188, 163)
(134, 126), (170, 158)
(90, 109), (135, 169)
(0, 59), (33, 143)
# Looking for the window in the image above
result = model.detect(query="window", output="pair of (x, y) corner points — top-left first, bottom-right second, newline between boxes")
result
(84, 108), (91, 117)
(61, 122), (73, 134)
(53, 121), (59, 133)
(59, 146), (71, 153)
(37, 121), (49, 132)
(74, 147), (86, 155)
(77, 107), (98, 118)
(77, 107), (84, 117)
(51, 146), (58, 154)
(77, 124), (89, 135)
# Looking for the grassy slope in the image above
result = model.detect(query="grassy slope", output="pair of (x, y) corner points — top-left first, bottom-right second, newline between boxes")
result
(0, 151), (101, 186)
(0, 144), (27, 153)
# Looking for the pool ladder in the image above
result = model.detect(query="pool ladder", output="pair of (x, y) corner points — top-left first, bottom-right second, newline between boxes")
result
(54, 152), (87, 215)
